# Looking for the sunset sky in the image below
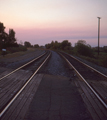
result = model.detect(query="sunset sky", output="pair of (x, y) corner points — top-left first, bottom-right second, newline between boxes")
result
(0, 0), (107, 46)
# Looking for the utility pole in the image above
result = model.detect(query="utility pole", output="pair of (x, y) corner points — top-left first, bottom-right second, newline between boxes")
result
(97, 17), (101, 55)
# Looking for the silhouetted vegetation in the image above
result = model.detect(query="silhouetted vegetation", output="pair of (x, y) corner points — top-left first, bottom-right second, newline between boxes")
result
(45, 40), (73, 53)
(0, 22), (18, 50)
(34, 44), (39, 48)
(24, 41), (32, 48)
(74, 41), (107, 67)
(45, 40), (107, 67)
(0, 22), (107, 67)
(103, 46), (107, 53)
(0, 22), (21, 55)
(74, 40), (93, 57)
(0, 22), (38, 55)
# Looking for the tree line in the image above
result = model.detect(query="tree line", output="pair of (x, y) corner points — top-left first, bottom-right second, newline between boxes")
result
(0, 22), (18, 50)
(45, 40), (94, 57)
(0, 22), (40, 54)
(1, 22), (107, 58)
(45, 40), (72, 51)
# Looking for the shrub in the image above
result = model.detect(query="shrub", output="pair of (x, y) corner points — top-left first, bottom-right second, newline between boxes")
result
(104, 48), (107, 53)
(102, 56), (107, 67)
(74, 40), (93, 57)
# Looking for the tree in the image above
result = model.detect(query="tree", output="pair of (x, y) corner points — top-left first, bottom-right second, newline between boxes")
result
(60, 40), (72, 50)
(0, 22), (19, 49)
(5, 29), (18, 47)
(0, 22), (5, 33)
(24, 41), (32, 47)
(0, 22), (7, 49)
(34, 44), (39, 48)
(103, 46), (107, 53)
(74, 40), (93, 56)
(50, 41), (54, 49)
(8, 29), (16, 43)
(45, 40), (72, 51)
(45, 43), (51, 49)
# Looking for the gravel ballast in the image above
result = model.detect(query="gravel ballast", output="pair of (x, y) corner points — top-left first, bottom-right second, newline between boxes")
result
(39, 51), (73, 78)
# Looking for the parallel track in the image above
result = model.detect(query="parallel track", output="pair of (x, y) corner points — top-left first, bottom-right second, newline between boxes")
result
(59, 52), (107, 109)
(0, 51), (47, 81)
(0, 51), (51, 118)
(59, 51), (107, 120)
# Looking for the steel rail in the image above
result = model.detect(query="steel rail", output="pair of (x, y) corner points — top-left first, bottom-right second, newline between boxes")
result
(0, 52), (51, 118)
(59, 53), (107, 109)
(65, 52), (107, 79)
(0, 52), (46, 81)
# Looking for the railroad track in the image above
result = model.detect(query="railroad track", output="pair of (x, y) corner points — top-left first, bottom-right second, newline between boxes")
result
(59, 52), (107, 120)
(0, 51), (51, 119)
(0, 51), (47, 80)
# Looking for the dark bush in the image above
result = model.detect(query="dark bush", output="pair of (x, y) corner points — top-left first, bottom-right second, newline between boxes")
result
(104, 48), (107, 53)
(74, 40), (93, 57)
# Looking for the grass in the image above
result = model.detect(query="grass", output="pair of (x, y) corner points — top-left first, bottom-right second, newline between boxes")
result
(0, 48), (36, 60)
(61, 49), (107, 68)
(77, 52), (107, 68)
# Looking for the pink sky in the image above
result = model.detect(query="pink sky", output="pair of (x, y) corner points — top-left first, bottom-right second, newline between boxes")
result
(0, 0), (107, 47)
